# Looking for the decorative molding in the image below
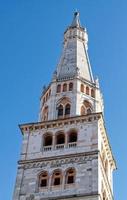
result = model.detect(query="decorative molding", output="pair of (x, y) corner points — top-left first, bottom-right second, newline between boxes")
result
(18, 151), (98, 170)
(19, 113), (101, 134)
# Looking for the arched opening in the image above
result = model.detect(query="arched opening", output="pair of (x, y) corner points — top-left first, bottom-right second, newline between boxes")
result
(105, 159), (108, 177)
(91, 89), (95, 98)
(43, 134), (52, 146)
(65, 104), (71, 116)
(52, 170), (62, 186)
(68, 130), (77, 143)
(57, 84), (61, 93)
(43, 106), (48, 121)
(63, 83), (67, 92)
(56, 133), (65, 145)
(46, 93), (48, 101)
(81, 106), (86, 115)
(87, 108), (92, 114)
(86, 86), (89, 95)
(58, 105), (63, 118)
(39, 171), (48, 188)
(49, 89), (51, 97)
(66, 168), (75, 184)
(69, 82), (73, 91)
(43, 97), (45, 106)
(80, 84), (84, 93)
(83, 100), (92, 115)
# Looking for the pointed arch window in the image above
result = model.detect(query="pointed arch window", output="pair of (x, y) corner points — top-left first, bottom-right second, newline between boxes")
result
(39, 171), (48, 188)
(81, 106), (86, 115)
(69, 82), (73, 91)
(87, 108), (92, 114)
(58, 105), (63, 117)
(63, 83), (67, 92)
(65, 104), (71, 116)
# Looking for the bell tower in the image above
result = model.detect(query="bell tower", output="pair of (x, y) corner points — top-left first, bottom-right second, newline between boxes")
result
(13, 12), (116, 200)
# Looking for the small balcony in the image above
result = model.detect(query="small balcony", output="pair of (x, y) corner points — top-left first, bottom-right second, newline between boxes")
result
(68, 142), (77, 148)
(55, 144), (65, 150)
(43, 146), (52, 152)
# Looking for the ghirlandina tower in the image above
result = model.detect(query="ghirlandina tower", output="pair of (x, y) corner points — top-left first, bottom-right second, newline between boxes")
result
(13, 12), (116, 200)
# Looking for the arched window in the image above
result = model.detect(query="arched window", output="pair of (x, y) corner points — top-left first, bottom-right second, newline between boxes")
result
(87, 108), (92, 114)
(39, 171), (48, 188)
(57, 84), (61, 93)
(81, 106), (86, 115)
(52, 170), (62, 186)
(65, 104), (71, 116)
(58, 105), (63, 118)
(43, 134), (52, 146)
(68, 130), (77, 143)
(56, 133), (65, 144)
(69, 82), (73, 91)
(66, 168), (75, 184)
(91, 89), (95, 98)
(86, 86), (89, 95)
(46, 93), (48, 101)
(43, 97), (45, 106)
(49, 89), (51, 97)
(80, 84), (84, 93)
(43, 106), (48, 121)
(63, 83), (67, 92)
(105, 159), (108, 177)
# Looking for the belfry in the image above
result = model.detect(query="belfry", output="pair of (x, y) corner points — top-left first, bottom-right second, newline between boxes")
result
(13, 12), (116, 200)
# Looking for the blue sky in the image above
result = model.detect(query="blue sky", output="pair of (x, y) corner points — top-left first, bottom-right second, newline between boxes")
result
(0, 0), (126, 199)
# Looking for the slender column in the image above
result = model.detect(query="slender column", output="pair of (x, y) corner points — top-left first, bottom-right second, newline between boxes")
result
(52, 134), (55, 150)
(65, 133), (68, 148)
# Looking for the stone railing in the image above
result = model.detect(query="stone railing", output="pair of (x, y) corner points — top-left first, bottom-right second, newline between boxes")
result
(68, 142), (77, 148)
(43, 146), (52, 151)
(55, 144), (65, 150)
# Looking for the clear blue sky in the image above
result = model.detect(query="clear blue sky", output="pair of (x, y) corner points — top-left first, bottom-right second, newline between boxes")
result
(0, 0), (126, 199)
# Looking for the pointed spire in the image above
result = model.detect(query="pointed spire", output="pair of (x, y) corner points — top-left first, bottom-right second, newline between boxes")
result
(71, 11), (81, 28)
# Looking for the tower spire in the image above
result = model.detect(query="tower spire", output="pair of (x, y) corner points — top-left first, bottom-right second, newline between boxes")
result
(56, 12), (94, 83)
(71, 11), (81, 28)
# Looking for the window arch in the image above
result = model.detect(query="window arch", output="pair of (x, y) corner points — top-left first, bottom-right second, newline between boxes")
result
(68, 130), (77, 143)
(66, 168), (76, 184)
(39, 171), (48, 188)
(81, 106), (86, 115)
(56, 133), (65, 145)
(86, 86), (89, 95)
(43, 97), (45, 106)
(80, 84), (84, 93)
(57, 84), (61, 93)
(46, 93), (48, 101)
(63, 83), (67, 92)
(87, 108), (92, 114)
(43, 134), (52, 146)
(52, 170), (62, 186)
(43, 106), (48, 121)
(69, 82), (73, 91)
(91, 89), (95, 98)
(49, 89), (51, 97)
(58, 104), (63, 118)
(65, 104), (71, 116)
